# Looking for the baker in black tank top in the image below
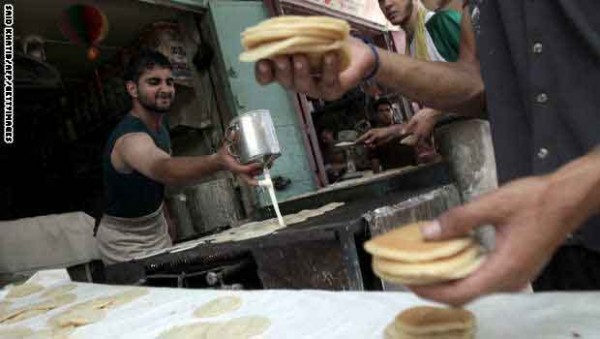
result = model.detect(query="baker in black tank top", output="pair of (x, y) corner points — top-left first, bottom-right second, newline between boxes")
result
(97, 49), (263, 265)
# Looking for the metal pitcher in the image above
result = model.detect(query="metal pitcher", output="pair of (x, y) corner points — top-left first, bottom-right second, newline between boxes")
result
(226, 109), (281, 166)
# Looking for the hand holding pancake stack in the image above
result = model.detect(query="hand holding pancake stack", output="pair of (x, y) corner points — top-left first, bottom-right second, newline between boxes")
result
(239, 16), (352, 72)
(364, 222), (486, 285)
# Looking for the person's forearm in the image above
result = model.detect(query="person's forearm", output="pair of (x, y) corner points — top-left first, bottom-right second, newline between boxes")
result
(546, 148), (600, 232)
(419, 107), (446, 122)
(389, 124), (406, 138)
(375, 51), (485, 116)
(423, 108), (444, 118)
(154, 154), (223, 185)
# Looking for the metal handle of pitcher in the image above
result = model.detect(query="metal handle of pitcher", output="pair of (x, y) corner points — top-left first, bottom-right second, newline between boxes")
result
(225, 123), (240, 158)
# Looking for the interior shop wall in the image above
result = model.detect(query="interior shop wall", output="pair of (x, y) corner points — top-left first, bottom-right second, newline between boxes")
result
(207, 0), (317, 204)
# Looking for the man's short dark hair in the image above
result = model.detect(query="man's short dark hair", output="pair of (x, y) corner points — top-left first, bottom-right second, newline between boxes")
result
(123, 49), (172, 83)
(320, 127), (334, 135)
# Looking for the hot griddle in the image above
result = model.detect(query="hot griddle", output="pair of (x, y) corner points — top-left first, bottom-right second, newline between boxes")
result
(75, 162), (452, 290)
(281, 189), (426, 230)
(260, 162), (451, 233)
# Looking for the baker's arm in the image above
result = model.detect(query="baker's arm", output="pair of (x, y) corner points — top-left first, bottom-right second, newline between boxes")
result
(113, 133), (261, 186)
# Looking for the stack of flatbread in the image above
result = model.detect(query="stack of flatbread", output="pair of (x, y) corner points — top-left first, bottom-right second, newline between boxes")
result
(364, 222), (485, 285)
(239, 15), (352, 71)
(385, 306), (476, 339)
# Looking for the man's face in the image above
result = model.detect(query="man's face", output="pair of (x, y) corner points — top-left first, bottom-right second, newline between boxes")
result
(133, 66), (175, 114)
(378, 0), (414, 27)
(377, 104), (394, 126)
(321, 130), (335, 145)
(332, 150), (345, 164)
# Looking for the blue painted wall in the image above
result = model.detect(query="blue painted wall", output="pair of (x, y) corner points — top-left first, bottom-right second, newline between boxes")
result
(208, 0), (316, 203)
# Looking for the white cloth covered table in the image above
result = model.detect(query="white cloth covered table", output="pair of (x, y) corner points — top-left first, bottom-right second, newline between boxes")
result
(1, 270), (598, 338)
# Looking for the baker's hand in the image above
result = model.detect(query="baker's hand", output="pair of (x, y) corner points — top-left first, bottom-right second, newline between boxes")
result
(357, 124), (405, 148)
(409, 175), (577, 306)
(254, 37), (376, 101)
(402, 108), (440, 146)
(216, 144), (262, 186)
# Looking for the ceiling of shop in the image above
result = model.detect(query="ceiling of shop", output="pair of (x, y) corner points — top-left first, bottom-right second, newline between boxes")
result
(15, 0), (183, 82)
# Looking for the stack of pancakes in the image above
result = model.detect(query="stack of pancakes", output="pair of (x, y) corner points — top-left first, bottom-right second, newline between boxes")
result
(364, 222), (485, 285)
(385, 306), (475, 339)
(239, 15), (351, 71)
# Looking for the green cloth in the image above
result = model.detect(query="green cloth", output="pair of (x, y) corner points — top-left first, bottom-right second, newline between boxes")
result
(426, 9), (462, 62)
(103, 114), (171, 218)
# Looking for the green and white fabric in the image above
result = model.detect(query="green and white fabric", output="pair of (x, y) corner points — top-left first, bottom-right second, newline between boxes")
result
(410, 7), (461, 62)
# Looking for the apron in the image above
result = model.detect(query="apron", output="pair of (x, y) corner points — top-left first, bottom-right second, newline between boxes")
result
(96, 205), (172, 265)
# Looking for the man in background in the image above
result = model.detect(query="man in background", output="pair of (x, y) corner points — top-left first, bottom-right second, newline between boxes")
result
(363, 98), (416, 172)
(360, 0), (462, 158)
